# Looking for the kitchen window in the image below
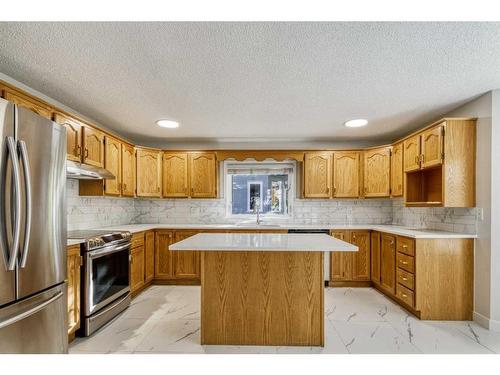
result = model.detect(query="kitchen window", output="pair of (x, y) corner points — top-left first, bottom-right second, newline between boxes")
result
(224, 161), (295, 218)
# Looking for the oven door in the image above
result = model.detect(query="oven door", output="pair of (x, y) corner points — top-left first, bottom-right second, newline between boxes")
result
(84, 242), (130, 316)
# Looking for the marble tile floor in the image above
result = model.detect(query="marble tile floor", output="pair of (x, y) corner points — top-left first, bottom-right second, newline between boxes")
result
(69, 286), (500, 354)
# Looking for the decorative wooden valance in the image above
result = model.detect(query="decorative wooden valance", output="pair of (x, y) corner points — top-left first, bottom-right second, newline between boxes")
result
(215, 150), (305, 162)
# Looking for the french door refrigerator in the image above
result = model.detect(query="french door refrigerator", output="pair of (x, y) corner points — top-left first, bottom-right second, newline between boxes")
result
(0, 97), (67, 353)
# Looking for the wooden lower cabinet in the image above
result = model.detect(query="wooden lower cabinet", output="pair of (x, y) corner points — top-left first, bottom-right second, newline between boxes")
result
(380, 233), (396, 294)
(329, 230), (370, 283)
(370, 231), (381, 286)
(173, 231), (200, 280)
(130, 245), (145, 293)
(144, 231), (155, 283)
(154, 230), (201, 283)
(67, 245), (82, 338)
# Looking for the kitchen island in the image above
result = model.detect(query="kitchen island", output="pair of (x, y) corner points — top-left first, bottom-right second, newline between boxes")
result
(169, 233), (357, 347)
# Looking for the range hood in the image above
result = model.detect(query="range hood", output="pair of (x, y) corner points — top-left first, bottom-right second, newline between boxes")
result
(66, 160), (116, 180)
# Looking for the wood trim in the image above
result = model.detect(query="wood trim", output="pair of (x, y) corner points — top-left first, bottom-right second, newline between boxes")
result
(216, 150), (305, 161)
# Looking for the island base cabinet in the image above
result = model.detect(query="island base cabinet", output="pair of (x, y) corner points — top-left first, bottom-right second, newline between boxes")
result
(201, 251), (324, 346)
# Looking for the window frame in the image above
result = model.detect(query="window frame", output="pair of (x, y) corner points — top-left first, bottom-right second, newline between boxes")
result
(223, 160), (295, 220)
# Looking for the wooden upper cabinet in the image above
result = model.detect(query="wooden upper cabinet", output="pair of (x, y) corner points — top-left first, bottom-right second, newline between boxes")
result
(333, 151), (360, 198)
(304, 152), (332, 198)
(403, 134), (421, 172)
(53, 113), (83, 162)
(189, 152), (217, 198)
(136, 148), (162, 197)
(163, 152), (189, 198)
(82, 126), (105, 168)
(380, 234), (396, 295)
(121, 143), (136, 197)
(351, 231), (371, 281)
(2, 87), (52, 119)
(363, 147), (391, 197)
(421, 125), (444, 169)
(391, 142), (404, 197)
(104, 136), (122, 196)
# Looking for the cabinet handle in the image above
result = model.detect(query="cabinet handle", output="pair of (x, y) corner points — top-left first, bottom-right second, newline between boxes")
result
(402, 245), (408, 249)
(415, 155), (419, 165)
(401, 293), (408, 298)
(390, 240), (394, 245)
(124, 183), (127, 190)
(401, 277), (408, 281)
(191, 187), (194, 195)
(85, 148), (89, 158)
(400, 260), (408, 265)
(421, 154), (425, 163)
(76, 145), (81, 157)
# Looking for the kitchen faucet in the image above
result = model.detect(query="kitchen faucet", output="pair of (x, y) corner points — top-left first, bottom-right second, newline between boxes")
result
(252, 198), (262, 225)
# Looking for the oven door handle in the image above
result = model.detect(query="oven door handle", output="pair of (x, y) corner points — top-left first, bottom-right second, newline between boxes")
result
(88, 243), (131, 259)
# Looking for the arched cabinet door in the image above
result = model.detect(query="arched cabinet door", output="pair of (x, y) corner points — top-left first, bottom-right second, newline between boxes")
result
(189, 152), (217, 198)
(363, 147), (391, 197)
(82, 125), (105, 168)
(104, 136), (122, 196)
(136, 148), (162, 197)
(54, 113), (83, 162)
(303, 152), (332, 198)
(333, 151), (360, 198)
(421, 124), (444, 169)
(163, 152), (189, 198)
(391, 142), (404, 197)
(121, 143), (136, 197)
(403, 134), (421, 172)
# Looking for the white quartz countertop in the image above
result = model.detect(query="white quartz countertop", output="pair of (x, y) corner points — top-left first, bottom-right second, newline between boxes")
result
(66, 223), (477, 246)
(169, 233), (358, 252)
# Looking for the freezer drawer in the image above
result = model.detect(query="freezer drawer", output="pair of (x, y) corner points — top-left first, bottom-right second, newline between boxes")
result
(0, 283), (68, 353)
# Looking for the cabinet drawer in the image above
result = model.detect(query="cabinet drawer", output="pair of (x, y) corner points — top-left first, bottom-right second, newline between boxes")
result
(396, 284), (415, 308)
(131, 233), (145, 248)
(396, 236), (415, 256)
(396, 268), (415, 290)
(396, 252), (415, 273)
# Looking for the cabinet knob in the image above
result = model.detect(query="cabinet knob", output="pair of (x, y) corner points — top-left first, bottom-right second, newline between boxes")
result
(401, 261), (408, 265)
(402, 277), (408, 281)
(401, 293), (408, 298)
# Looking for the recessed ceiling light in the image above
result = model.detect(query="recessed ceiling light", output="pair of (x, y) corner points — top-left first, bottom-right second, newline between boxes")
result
(156, 120), (179, 128)
(344, 119), (368, 128)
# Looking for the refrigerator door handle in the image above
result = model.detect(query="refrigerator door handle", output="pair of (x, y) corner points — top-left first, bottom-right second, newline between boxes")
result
(0, 291), (63, 329)
(4, 136), (22, 271)
(18, 140), (32, 268)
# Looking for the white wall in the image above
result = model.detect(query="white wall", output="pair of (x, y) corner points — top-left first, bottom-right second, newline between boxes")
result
(445, 91), (498, 329)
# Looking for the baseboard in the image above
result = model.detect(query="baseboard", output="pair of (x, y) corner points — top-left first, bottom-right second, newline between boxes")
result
(327, 281), (372, 288)
(152, 279), (200, 286)
(473, 311), (500, 331)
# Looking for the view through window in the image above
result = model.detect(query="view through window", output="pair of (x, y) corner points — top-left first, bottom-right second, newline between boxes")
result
(225, 162), (294, 217)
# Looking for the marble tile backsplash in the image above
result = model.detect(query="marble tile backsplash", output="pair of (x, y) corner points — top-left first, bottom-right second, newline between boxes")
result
(66, 180), (478, 233)
(391, 198), (478, 234)
(66, 179), (137, 231)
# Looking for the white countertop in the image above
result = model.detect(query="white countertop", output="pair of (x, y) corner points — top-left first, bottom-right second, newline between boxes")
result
(169, 233), (358, 252)
(66, 223), (477, 246)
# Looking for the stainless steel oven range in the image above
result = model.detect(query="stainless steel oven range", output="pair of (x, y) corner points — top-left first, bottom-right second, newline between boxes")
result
(67, 230), (131, 336)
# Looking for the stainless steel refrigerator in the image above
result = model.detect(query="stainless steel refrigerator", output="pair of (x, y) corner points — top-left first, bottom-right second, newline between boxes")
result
(0, 97), (67, 353)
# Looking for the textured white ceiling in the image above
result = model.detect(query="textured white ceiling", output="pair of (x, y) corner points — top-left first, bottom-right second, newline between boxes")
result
(0, 22), (499, 146)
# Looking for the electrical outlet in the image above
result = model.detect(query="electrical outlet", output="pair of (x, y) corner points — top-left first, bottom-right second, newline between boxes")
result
(476, 208), (484, 221)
